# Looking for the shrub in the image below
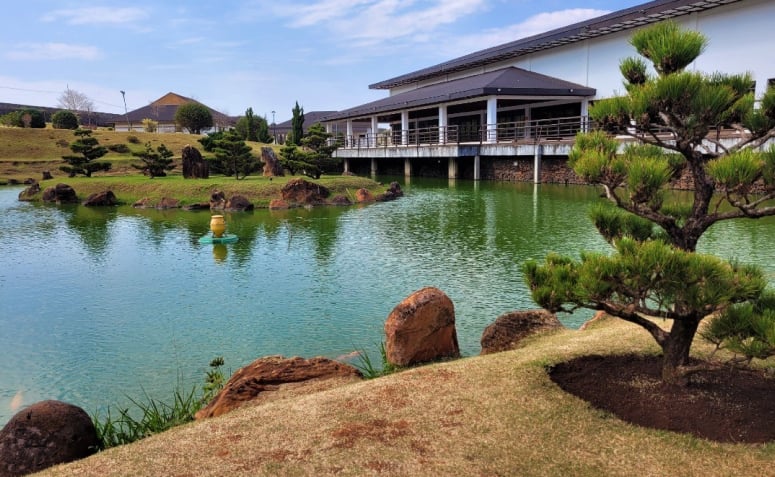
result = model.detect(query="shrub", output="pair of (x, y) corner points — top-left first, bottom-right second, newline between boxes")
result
(127, 135), (140, 144)
(142, 118), (158, 133)
(52, 110), (79, 130)
(107, 143), (131, 153)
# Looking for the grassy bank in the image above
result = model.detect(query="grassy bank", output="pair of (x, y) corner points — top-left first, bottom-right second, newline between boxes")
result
(39, 317), (775, 477)
(23, 175), (382, 208)
(0, 126), (385, 205)
(0, 127), (279, 183)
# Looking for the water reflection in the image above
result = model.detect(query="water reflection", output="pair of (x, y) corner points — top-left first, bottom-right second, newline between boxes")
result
(3, 178), (775, 426)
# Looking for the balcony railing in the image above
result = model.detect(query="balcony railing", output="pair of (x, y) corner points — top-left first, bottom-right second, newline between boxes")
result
(331, 115), (595, 149)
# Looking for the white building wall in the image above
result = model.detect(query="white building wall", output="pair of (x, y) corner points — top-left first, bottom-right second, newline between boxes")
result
(388, 0), (775, 101)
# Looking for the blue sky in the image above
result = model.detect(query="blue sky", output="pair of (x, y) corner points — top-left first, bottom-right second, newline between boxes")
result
(0, 1), (643, 122)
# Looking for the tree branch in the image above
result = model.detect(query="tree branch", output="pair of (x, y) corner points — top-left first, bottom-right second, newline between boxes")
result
(599, 303), (670, 346)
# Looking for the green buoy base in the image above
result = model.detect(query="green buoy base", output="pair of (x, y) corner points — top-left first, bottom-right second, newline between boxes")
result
(199, 233), (239, 244)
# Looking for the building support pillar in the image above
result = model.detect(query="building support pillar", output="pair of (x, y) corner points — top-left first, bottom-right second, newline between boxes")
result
(473, 155), (481, 181)
(581, 99), (590, 132)
(486, 97), (498, 142)
(343, 158), (350, 174)
(346, 120), (354, 148)
(371, 158), (378, 177)
(401, 111), (409, 146)
(533, 145), (543, 184)
(370, 116), (379, 147)
(438, 105), (448, 144)
(404, 158), (412, 177)
(448, 157), (458, 179)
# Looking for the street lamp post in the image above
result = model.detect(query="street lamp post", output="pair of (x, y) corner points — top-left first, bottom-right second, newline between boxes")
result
(271, 110), (276, 144)
(120, 90), (131, 132)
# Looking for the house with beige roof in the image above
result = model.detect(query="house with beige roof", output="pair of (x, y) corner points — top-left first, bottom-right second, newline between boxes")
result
(114, 92), (234, 134)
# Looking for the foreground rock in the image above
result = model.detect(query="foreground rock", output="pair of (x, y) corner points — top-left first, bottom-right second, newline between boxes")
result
(376, 181), (404, 202)
(182, 145), (209, 179)
(480, 309), (563, 355)
(41, 183), (78, 204)
(281, 178), (330, 206)
(195, 356), (362, 419)
(0, 400), (99, 476)
(384, 287), (460, 367)
(18, 182), (40, 201)
(261, 147), (284, 177)
(82, 190), (117, 206)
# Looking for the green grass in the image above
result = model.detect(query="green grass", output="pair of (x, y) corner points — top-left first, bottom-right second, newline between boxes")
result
(24, 174), (383, 207)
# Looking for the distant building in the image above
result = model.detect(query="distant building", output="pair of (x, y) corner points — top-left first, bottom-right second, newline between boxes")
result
(114, 92), (234, 133)
(322, 0), (775, 181)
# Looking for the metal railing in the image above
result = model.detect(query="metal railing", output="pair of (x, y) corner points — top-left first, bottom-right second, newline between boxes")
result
(331, 115), (594, 150)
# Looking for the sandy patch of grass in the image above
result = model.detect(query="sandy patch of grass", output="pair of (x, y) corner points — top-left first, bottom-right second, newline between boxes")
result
(38, 318), (775, 477)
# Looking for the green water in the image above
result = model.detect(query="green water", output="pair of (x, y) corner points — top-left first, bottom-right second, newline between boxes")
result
(1, 177), (773, 425)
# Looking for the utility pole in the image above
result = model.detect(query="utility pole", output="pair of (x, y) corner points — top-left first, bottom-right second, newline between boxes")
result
(120, 90), (131, 132)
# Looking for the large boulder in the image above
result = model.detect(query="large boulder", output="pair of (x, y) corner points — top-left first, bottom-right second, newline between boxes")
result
(0, 400), (99, 476)
(18, 182), (40, 201)
(225, 194), (254, 212)
(195, 356), (362, 419)
(281, 178), (330, 205)
(261, 147), (284, 177)
(209, 190), (227, 210)
(480, 309), (563, 355)
(384, 287), (460, 367)
(82, 190), (117, 206)
(354, 188), (375, 203)
(376, 182), (404, 202)
(182, 145), (209, 179)
(41, 183), (78, 204)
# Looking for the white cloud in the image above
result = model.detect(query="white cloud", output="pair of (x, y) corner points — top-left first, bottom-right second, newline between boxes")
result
(41, 7), (148, 26)
(5, 43), (101, 61)
(263, 0), (486, 47)
(449, 9), (611, 54)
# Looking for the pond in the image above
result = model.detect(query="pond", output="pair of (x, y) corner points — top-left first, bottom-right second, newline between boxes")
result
(1, 177), (774, 425)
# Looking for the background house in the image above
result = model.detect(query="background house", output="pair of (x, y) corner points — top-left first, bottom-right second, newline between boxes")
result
(113, 92), (234, 133)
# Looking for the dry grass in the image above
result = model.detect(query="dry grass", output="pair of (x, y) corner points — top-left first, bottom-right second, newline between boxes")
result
(37, 318), (775, 477)
(0, 127), (278, 182)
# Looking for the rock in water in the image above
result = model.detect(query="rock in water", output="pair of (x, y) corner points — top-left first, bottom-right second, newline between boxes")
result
(384, 287), (460, 367)
(0, 400), (99, 476)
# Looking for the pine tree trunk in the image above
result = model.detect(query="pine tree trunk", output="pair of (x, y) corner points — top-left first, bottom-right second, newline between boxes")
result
(661, 318), (700, 384)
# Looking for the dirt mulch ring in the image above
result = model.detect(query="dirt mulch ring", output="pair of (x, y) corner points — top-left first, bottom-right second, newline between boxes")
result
(550, 354), (775, 443)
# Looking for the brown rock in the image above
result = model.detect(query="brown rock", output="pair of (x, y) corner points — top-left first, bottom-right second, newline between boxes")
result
(18, 182), (40, 201)
(0, 400), (99, 476)
(182, 145), (209, 179)
(281, 178), (330, 205)
(42, 170), (53, 180)
(225, 194), (254, 211)
(132, 197), (154, 208)
(210, 189), (227, 210)
(41, 183), (77, 204)
(261, 147), (284, 177)
(82, 190), (117, 206)
(157, 197), (180, 209)
(376, 182), (404, 202)
(331, 194), (352, 206)
(269, 198), (290, 209)
(355, 188), (374, 203)
(579, 310), (609, 331)
(195, 356), (361, 419)
(480, 309), (563, 355)
(384, 287), (460, 367)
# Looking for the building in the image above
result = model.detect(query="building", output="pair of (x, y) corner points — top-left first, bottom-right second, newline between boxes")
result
(322, 0), (775, 181)
(114, 92), (234, 133)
